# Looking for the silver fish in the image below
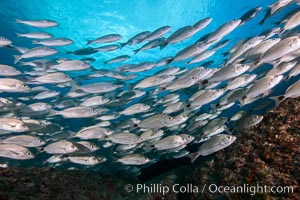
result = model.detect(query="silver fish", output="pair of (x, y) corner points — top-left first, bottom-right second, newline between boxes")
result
(49, 106), (100, 118)
(0, 78), (30, 92)
(117, 154), (150, 165)
(33, 38), (73, 46)
(34, 72), (71, 84)
(108, 132), (142, 145)
(16, 19), (58, 28)
(0, 118), (29, 133)
(0, 64), (21, 76)
(67, 156), (106, 166)
(17, 32), (53, 39)
(87, 34), (122, 44)
(74, 126), (112, 140)
(187, 134), (236, 163)
(44, 140), (78, 154)
(120, 103), (150, 116)
(0, 36), (12, 47)
(0, 144), (34, 160)
(14, 47), (58, 64)
(145, 26), (171, 41)
(0, 135), (45, 147)
(50, 60), (90, 71)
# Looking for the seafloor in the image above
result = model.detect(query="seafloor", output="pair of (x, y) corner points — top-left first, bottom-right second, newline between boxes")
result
(0, 98), (299, 200)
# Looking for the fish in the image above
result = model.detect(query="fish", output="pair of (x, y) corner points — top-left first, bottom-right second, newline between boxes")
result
(206, 19), (241, 44)
(208, 64), (250, 82)
(119, 31), (151, 48)
(120, 103), (150, 115)
(0, 37), (12, 47)
(104, 55), (131, 64)
(16, 19), (58, 27)
(87, 34), (122, 44)
(73, 126), (112, 140)
(187, 134), (236, 163)
(171, 42), (210, 62)
(67, 155), (106, 166)
(108, 132), (142, 145)
(0, 117), (29, 133)
(233, 114), (263, 130)
(134, 38), (166, 54)
(14, 47), (58, 64)
(0, 135), (45, 147)
(17, 32), (53, 39)
(33, 72), (71, 84)
(134, 75), (175, 89)
(0, 64), (21, 76)
(243, 75), (283, 100)
(153, 135), (186, 151)
(239, 6), (262, 26)
(117, 154), (150, 165)
(0, 78), (30, 92)
(144, 26), (171, 41)
(187, 50), (216, 64)
(32, 38), (73, 46)
(270, 78), (300, 106)
(0, 144), (34, 160)
(43, 140), (78, 154)
(49, 107), (101, 118)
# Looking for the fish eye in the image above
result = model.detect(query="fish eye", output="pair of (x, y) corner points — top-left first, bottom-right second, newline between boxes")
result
(26, 152), (31, 155)
(71, 145), (75, 149)
(22, 124), (27, 128)
(22, 84), (26, 87)
(38, 139), (43, 143)
(227, 136), (231, 139)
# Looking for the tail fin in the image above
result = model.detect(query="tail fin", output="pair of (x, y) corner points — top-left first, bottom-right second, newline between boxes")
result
(70, 81), (81, 92)
(133, 49), (140, 54)
(159, 42), (168, 50)
(16, 33), (24, 37)
(119, 42), (127, 49)
(186, 152), (201, 164)
(32, 40), (39, 44)
(16, 19), (23, 24)
(13, 55), (22, 64)
(86, 40), (93, 45)
(47, 109), (58, 117)
(269, 95), (285, 107)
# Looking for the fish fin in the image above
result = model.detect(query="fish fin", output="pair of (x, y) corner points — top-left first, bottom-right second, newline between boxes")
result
(186, 152), (201, 164)
(47, 109), (58, 117)
(118, 42), (126, 49)
(269, 95), (285, 107)
(133, 49), (140, 54)
(16, 19), (23, 23)
(70, 81), (81, 92)
(159, 41), (168, 50)
(285, 75), (291, 82)
(13, 55), (22, 64)
(86, 40), (93, 45)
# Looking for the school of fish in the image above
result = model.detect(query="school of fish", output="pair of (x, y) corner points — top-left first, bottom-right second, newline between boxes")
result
(0, 0), (300, 176)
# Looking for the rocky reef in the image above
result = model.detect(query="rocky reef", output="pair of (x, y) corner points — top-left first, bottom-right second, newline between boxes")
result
(0, 98), (299, 200)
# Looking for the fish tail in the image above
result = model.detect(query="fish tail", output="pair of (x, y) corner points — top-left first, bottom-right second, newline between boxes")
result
(32, 40), (39, 44)
(159, 42), (168, 50)
(86, 40), (93, 45)
(16, 19), (23, 23)
(118, 42), (126, 49)
(13, 55), (22, 64)
(16, 33), (23, 37)
(70, 81), (80, 92)
(133, 49), (140, 54)
(47, 109), (58, 117)
(269, 95), (285, 107)
(186, 152), (201, 164)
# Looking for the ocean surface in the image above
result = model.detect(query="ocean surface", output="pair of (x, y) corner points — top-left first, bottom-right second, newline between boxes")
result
(0, 0), (299, 177)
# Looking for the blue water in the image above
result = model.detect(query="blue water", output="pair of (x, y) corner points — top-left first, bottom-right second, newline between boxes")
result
(0, 0), (299, 176)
